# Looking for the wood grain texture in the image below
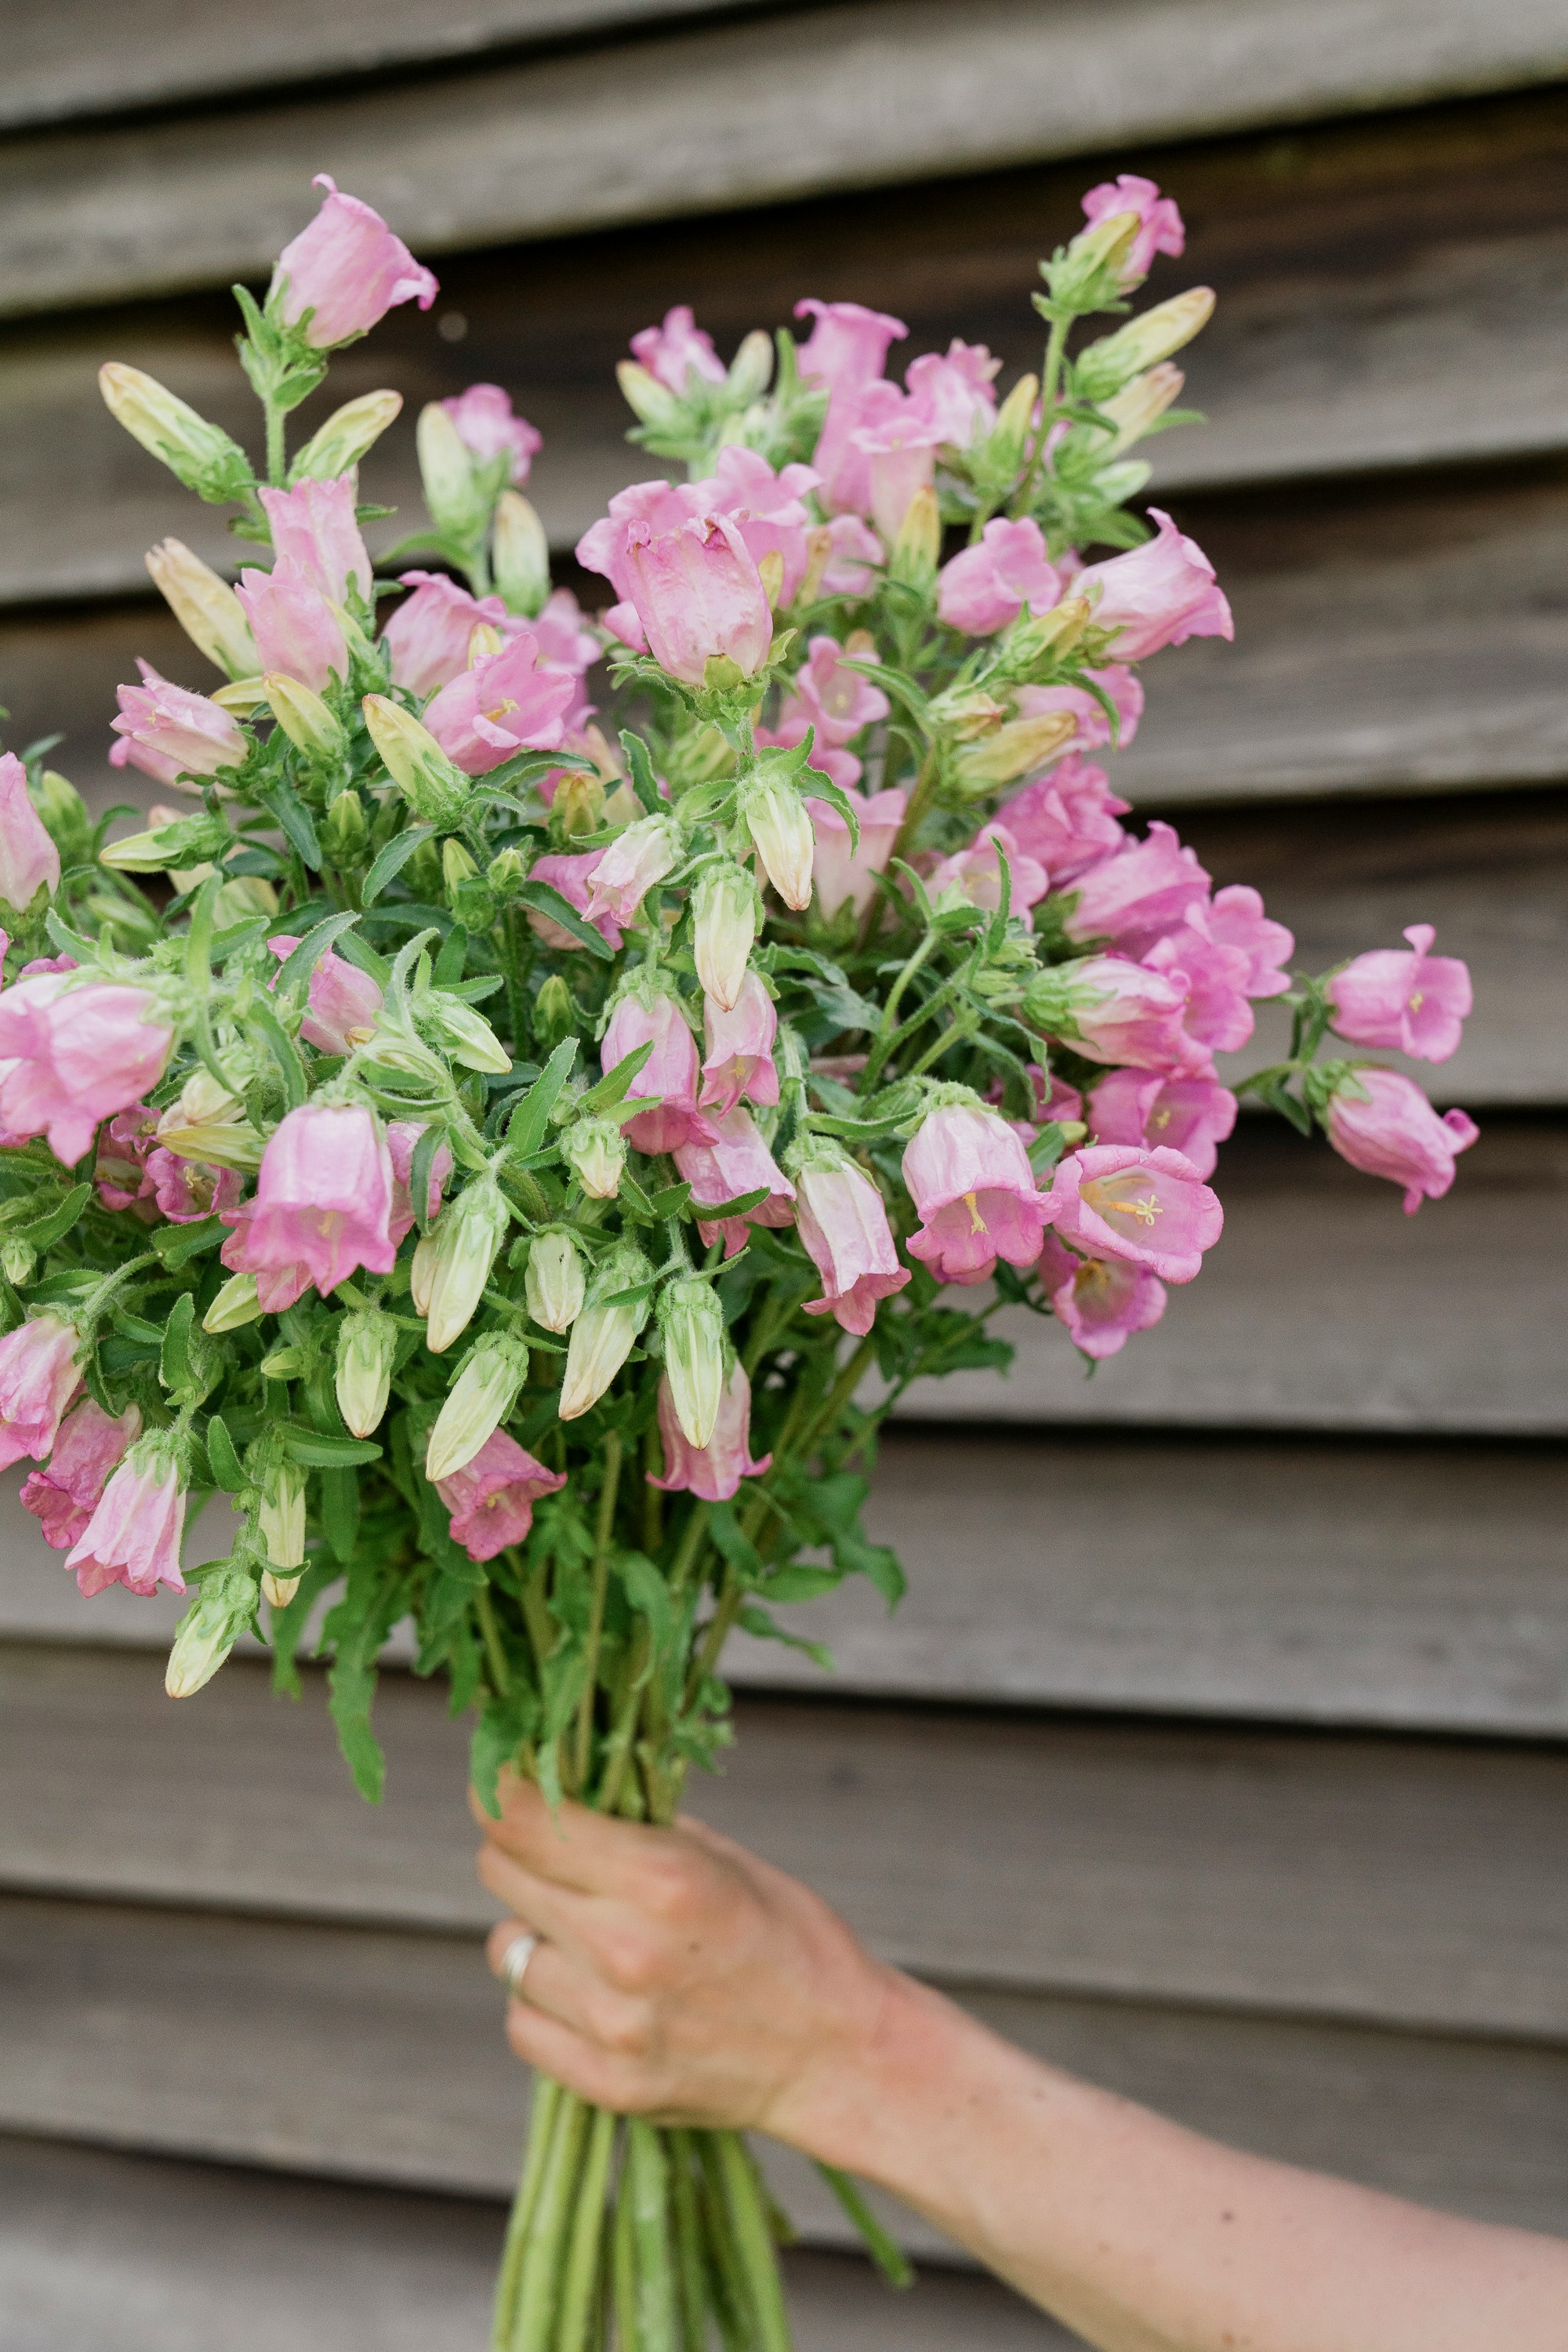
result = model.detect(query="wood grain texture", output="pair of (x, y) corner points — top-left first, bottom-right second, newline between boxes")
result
(5, 1646), (1567, 2036)
(5, 1893), (1567, 2238)
(2, 2), (1568, 318)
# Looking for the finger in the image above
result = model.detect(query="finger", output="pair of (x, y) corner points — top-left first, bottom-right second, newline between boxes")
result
(488, 1926), (653, 2056)
(477, 1842), (611, 1958)
(503, 1998), (666, 2117)
(478, 1773), (686, 1900)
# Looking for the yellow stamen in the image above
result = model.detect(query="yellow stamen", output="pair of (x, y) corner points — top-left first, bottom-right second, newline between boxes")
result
(1104, 1192), (1162, 1226)
(963, 1189), (988, 1236)
(1408, 989), (1425, 1011)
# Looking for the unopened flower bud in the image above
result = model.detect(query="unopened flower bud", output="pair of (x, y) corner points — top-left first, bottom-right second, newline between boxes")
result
(563, 1116), (626, 1200)
(1003, 595), (1094, 671)
(33, 770), (94, 866)
(1075, 289), (1215, 403)
(616, 360), (681, 428)
(288, 390), (403, 485)
(263, 671), (347, 764)
(756, 550), (785, 610)
(425, 1333), (530, 1481)
(158, 1071), (263, 1172)
(204, 1272), (266, 1331)
(532, 973), (575, 1053)
(525, 1231), (586, 1333)
(417, 401), (490, 543)
(692, 862), (759, 1011)
(336, 1308), (398, 1437)
(146, 539), (260, 680)
(420, 990), (511, 1076)
(890, 485), (941, 591)
(467, 621), (506, 666)
(423, 1177), (510, 1353)
(656, 1274), (726, 1449)
(1, 1240), (35, 1287)
(321, 789), (368, 860)
(490, 845), (527, 897)
(727, 328), (774, 403)
(559, 1241), (651, 1421)
(953, 708), (1079, 792)
(927, 687), (1007, 742)
(1063, 208), (1142, 285)
(257, 1459), (306, 1588)
(165, 1558), (257, 1698)
(555, 768), (605, 837)
(442, 837), (481, 897)
(492, 490), (552, 619)
(976, 372), (1038, 487)
(100, 364), (252, 504)
(1097, 363), (1184, 456)
(410, 1231), (438, 1316)
(362, 694), (470, 827)
(741, 761), (814, 912)
(100, 810), (233, 873)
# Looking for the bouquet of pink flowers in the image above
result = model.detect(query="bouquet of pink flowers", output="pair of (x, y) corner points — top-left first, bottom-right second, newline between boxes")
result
(0, 167), (1475, 2347)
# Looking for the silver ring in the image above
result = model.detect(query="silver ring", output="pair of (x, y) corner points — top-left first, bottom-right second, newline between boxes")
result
(499, 1930), (540, 1997)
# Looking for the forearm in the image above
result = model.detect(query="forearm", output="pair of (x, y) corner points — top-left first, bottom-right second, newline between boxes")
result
(772, 1967), (1568, 2352)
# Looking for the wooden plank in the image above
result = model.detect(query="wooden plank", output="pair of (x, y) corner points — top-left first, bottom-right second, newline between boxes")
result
(2, 2), (1568, 320)
(5, 1646), (1567, 2037)
(0, 2134), (1066, 2352)
(5, 1892), (1567, 2239)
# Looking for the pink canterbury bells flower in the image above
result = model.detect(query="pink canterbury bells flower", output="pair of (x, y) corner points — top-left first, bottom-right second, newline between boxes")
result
(794, 299), (908, 394)
(929, 822), (1049, 917)
(1060, 821), (1210, 953)
(1037, 1231), (1167, 1360)
(1014, 666), (1144, 753)
(267, 935), (383, 1054)
(675, 1107), (795, 1258)
(1207, 885), (1294, 1000)
(270, 174), (437, 347)
(938, 518), (1063, 637)
(1035, 955), (1209, 1076)
(1327, 924), (1472, 1064)
(602, 988), (713, 1155)
(623, 511), (774, 686)
(435, 1428), (566, 1562)
(576, 478), (710, 613)
(818, 515), (885, 597)
(0, 1313), (82, 1470)
(851, 399), (947, 544)
(383, 572), (510, 699)
(1076, 510), (1233, 660)
(220, 1102), (396, 1302)
(582, 814), (681, 931)
(1324, 1068), (1479, 1214)
(525, 851), (624, 953)
(423, 633), (574, 774)
(630, 304), (728, 393)
(109, 660), (247, 792)
(902, 1101), (1056, 1285)
(700, 447), (821, 606)
(700, 972), (779, 1120)
(0, 975), (176, 1167)
(782, 637), (890, 748)
(1145, 917), (1254, 1055)
(808, 785), (907, 921)
(440, 384), (542, 483)
(648, 1359), (771, 1503)
(21, 1396), (141, 1551)
(791, 1147), (910, 1335)
(0, 753), (60, 910)
(1080, 174), (1185, 286)
(146, 1149), (242, 1224)
(387, 1119), (453, 1246)
(1048, 1144), (1223, 1283)
(1001, 755), (1129, 884)
(906, 339), (1000, 448)
(66, 1439), (188, 1599)
(236, 561), (347, 693)
(1089, 1069), (1238, 1181)
(257, 476), (370, 604)
(95, 1105), (158, 1214)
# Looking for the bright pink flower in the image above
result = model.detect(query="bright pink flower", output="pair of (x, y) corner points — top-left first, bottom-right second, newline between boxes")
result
(630, 305), (728, 394)
(1061, 820), (1210, 953)
(525, 850), (625, 952)
(602, 989), (713, 1155)
(1204, 884), (1294, 999)
(675, 1105), (794, 1257)
(575, 478), (706, 604)
(271, 173), (437, 347)
(387, 1119), (453, 1246)
(818, 515), (884, 597)
(808, 784), (907, 920)
(699, 448), (821, 605)
(1043, 955), (1209, 1076)
(1088, 1069), (1237, 1180)
(700, 972), (779, 1120)
(794, 299), (908, 394)
(383, 572), (510, 699)
(780, 636), (889, 747)
(1048, 1143), (1222, 1283)
(267, 935), (384, 1055)
(522, 589), (601, 731)
(441, 383), (541, 482)
(1037, 1230), (1166, 1359)
(902, 1102), (1054, 1285)
(236, 560), (347, 692)
(1324, 1068), (1479, 1214)
(793, 1152), (910, 1335)
(851, 397), (946, 543)
(929, 822), (1049, 916)
(1001, 754), (1129, 884)
(623, 510), (774, 686)
(423, 633), (574, 772)
(220, 1102), (395, 1298)
(66, 1441), (187, 1598)
(582, 813), (681, 931)
(648, 1359), (771, 1501)
(1014, 666), (1144, 752)
(95, 1104), (158, 1214)
(1144, 916), (1254, 1054)
(0, 1314), (82, 1471)
(435, 1428), (565, 1561)
(20, 1396), (141, 1552)
(1080, 174), (1185, 285)
(0, 753), (60, 912)
(0, 975), (175, 1167)
(1076, 509), (1232, 660)
(906, 339), (1000, 447)
(257, 475), (370, 604)
(938, 518), (1062, 637)
(1327, 924), (1472, 1064)
(812, 376), (901, 517)
(1015, 1066), (1084, 1130)
(146, 1148), (243, 1223)
(109, 660), (248, 791)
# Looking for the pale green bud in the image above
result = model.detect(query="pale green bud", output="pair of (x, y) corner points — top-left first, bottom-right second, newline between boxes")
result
(562, 1116), (626, 1200)
(616, 360), (681, 427)
(1094, 362), (1184, 456)
(974, 371), (1038, 487)
(492, 489), (551, 618)
(532, 973), (576, 1053)
(442, 837), (480, 895)
(100, 364), (252, 504)
(336, 1308), (398, 1438)
(321, 789), (368, 861)
(158, 1071), (265, 1173)
(1000, 595), (1094, 675)
(288, 390), (402, 485)
(890, 484), (941, 592)
(361, 694), (470, 828)
(257, 1460), (306, 1592)
(691, 862), (759, 1012)
(33, 771), (94, 866)
(1075, 289), (1214, 404)
(740, 763), (814, 912)
(146, 538), (260, 680)
(421, 990), (511, 1076)
(728, 329), (774, 404)
(559, 1243), (651, 1422)
(264, 671), (346, 762)
(554, 768), (605, 837)
(425, 1334), (530, 1482)
(166, 1557), (256, 1698)
(410, 1231), (439, 1316)
(100, 810), (233, 872)
(1, 1240), (35, 1287)
(423, 1177), (510, 1353)
(656, 1275), (726, 1449)
(953, 709), (1079, 793)
(417, 401), (490, 543)
(524, 1232), (586, 1334)
(203, 1272), (265, 1331)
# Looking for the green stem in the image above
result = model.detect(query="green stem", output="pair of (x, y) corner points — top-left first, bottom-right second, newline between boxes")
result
(475, 1585), (512, 1697)
(516, 1548), (555, 1673)
(627, 2119), (678, 2352)
(666, 1498), (710, 1597)
(573, 1429), (622, 1791)
(668, 2130), (708, 2352)
(80, 1250), (161, 1327)
(1010, 310), (1070, 519)
(859, 931), (938, 1089)
(716, 2132), (794, 2352)
(613, 2151), (638, 2350)
(492, 2078), (561, 2352)
(557, 2107), (619, 2352)
(265, 397), (287, 487)
(511, 2090), (591, 2352)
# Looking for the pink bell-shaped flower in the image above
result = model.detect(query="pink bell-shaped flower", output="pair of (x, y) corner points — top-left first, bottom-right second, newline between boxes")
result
(1076, 509), (1232, 661)
(270, 174), (438, 348)
(435, 1428), (567, 1561)
(938, 517), (1063, 637)
(423, 633), (575, 774)
(0, 1313), (82, 1472)
(1000, 755), (1128, 885)
(699, 973), (779, 1120)
(257, 475), (371, 604)
(440, 384), (542, 482)
(1060, 821), (1210, 953)
(0, 753), (60, 911)
(623, 510), (774, 687)
(1327, 925), (1472, 1065)
(648, 1360), (771, 1502)
(0, 975), (176, 1168)
(1079, 174), (1186, 287)
(674, 1106), (795, 1257)
(808, 784), (906, 922)
(902, 1100), (1055, 1285)
(790, 1144), (910, 1334)
(601, 985), (713, 1156)
(582, 813), (681, 933)
(1036, 1231), (1167, 1359)
(21, 1396), (141, 1551)
(267, 935), (383, 1056)
(1324, 1067), (1479, 1213)
(220, 1102), (396, 1300)
(65, 1436), (189, 1598)
(109, 662), (247, 792)
(630, 305), (728, 393)
(1087, 1069), (1237, 1181)
(383, 572), (510, 699)
(782, 637), (891, 748)
(1047, 1143), (1223, 1283)
(236, 560), (348, 694)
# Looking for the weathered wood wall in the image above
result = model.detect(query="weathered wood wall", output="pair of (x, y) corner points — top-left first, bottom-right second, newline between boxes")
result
(2, 5), (1566, 2346)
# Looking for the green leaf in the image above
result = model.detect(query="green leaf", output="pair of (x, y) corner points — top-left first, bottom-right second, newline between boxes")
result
(209, 913), (273, 964)
(328, 1651), (385, 1802)
(260, 778), (322, 871)
(279, 1425), (383, 1468)
(151, 1214), (227, 1268)
(759, 1563), (841, 1602)
(205, 1414), (246, 1493)
(812, 2165), (915, 2289)
(514, 877), (614, 961)
(707, 1500), (766, 1585)
(797, 763), (860, 852)
(361, 822), (436, 905)
(13, 1182), (89, 1250)
(506, 1036), (579, 1160)
(249, 1000), (310, 1111)
(470, 1683), (541, 1817)
(575, 1036), (654, 1116)
(616, 1548), (673, 1646)
(685, 1185), (768, 1223)
(619, 729), (663, 815)
(269, 1558), (339, 1698)
(736, 1602), (834, 1674)
(319, 1465), (361, 1563)
(158, 1292), (196, 1396)
(334, 928), (392, 986)
(274, 910), (361, 995)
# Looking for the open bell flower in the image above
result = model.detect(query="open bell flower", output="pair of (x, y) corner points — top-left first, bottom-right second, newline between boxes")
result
(630, 304), (728, 392)
(422, 633), (574, 775)
(937, 517), (1063, 637)
(236, 560), (347, 694)
(675, 1107), (795, 1258)
(808, 783), (906, 920)
(437, 1428), (565, 1563)
(267, 935), (383, 1055)
(1058, 821), (1210, 953)
(257, 475), (370, 604)
(784, 637), (891, 747)
(1025, 954), (1208, 1076)
(0, 975), (176, 1167)
(929, 822), (1049, 917)
(648, 1360), (770, 1502)
(0, 753), (60, 909)
(1036, 1231), (1167, 1360)
(1207, 885), (1294, 1000)
(441, 383), (542, 483)
(383, 572), (510, 699)
(788, 1140), (910, 1334)
(66, 1434), (188, 1599)
(623, 510), (773, 686)
(1327, 924), (1472, 1064)
(0, 1313), (83, 1471)
(109, 661), (248, 792)
(1076, 509), (1232, 659)
(902, 1100), (1056, 1286)
(560, 1242), (652, 1421)
(699, 972), (779, 1120)
(1047, 1143), (1223, 1283)
(220, 1102), (396, 1303)
(270, 172), (437, 347)
(601, 985), (713, 1155)
(20, 1396), (141, 1552)
(1088, 1069), (1238, 1181)
(1080, 173), (1185, 287)
(1323, 1067), (1479, 1213)
(1000, 755), (1128, 886)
